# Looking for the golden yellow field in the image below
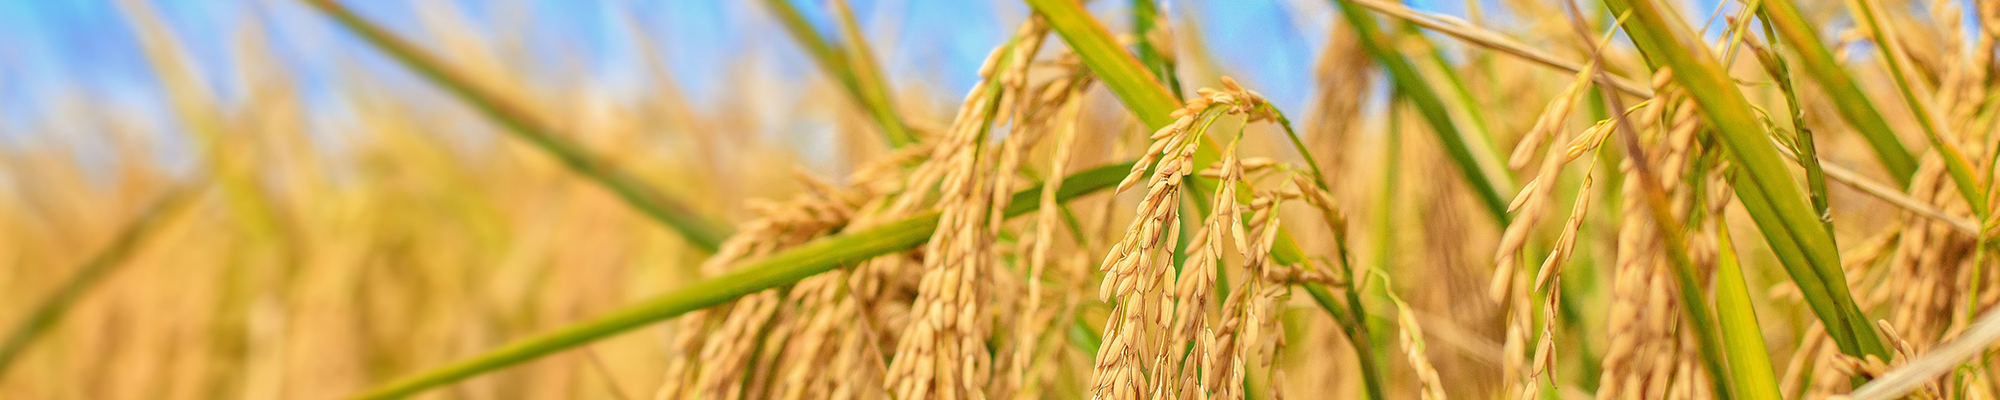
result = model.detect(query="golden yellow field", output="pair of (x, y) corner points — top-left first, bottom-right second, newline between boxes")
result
(3, 0), (1999, 399)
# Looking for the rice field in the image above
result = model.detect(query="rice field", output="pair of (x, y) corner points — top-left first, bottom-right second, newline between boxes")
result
(2, 0), (1999, 399)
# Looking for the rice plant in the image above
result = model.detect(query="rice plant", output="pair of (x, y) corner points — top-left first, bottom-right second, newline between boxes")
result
(4, 0), (2000, 399)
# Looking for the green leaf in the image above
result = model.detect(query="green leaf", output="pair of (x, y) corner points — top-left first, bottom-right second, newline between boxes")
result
(1714, 219), (1785, 400)
(0, 187), (199, 378)
(1331, 1), (1514, 224)
(1604, 0), (1887, 359)
(300, 0), (733, 252)
(1025, 0), (1181, 130)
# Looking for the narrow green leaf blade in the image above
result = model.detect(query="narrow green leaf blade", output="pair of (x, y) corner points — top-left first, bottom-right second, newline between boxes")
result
(1715, 220), (1785, 400)
(1023, 0), (1181, 130)
(300, 0), (733, 252)
(1332, 1), (1513, 223)
(0, 187), (198, 378)
(344, 161), (1134, 400)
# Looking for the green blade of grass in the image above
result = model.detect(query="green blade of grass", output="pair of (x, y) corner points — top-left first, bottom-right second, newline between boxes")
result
(1131, 0), (1185, 100)
(1407, 25), (1509, 170)
(343, 161), (1133, 400)
(299, 0), (733, 252)
(0, 186), (199, 378)
(1603, 0), (1888, 359)
(1331, 1), (1514, 223)
(1027, 0), (1182, 129)
(1754, 0), (1918, 186)
(1714, 218), (1785, 400)
(760, 0), (918, 147)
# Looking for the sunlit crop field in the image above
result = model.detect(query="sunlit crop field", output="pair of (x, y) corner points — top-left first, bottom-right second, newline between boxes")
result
(2, 0), (1998, 399)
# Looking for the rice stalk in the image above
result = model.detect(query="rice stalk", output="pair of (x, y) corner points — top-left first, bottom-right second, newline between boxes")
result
(1336, 0), (1652, 97)
(1027, 6), (1424, 400)
(299, 0), (733, 252)
(1754, 0), (1921, 184)
(1374, 270), (1448, 400)
(1355, 0), (1925, 204)
(341, 161), (1132, 400)
(881, 16), (1049, 398)
(1131, 0), (1184, 100)
(28, 1), (2000, 399)
(0, 186), (199, 378)
(1019, 7), (1401, 397)
(1842, 0), (1986, 212)
(1604, 0), (1890, 360)
(1281, 106), (1387, 400)
(1012, 82), (1090, 399)
(1845, 306), (2000, 400)
(1330, 0), (1515, 223)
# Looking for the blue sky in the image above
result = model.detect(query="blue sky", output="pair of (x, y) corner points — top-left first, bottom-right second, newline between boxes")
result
(0, 1), (1362, 135)
(0, 0), (1769, 147)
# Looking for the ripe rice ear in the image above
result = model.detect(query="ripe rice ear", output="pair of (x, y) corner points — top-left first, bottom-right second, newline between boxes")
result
(1022, 8), (1422, 399)
(1845, 306), (2000, 400)
(1376, 271), (1448, 400)
(340, 162), (1134, 400)
(1840, 0), (1985, 212)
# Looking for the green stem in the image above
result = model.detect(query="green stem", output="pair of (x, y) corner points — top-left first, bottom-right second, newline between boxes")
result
(344, 162), (1134, 400)
(1131, 0), (1184, 100)
(1745, 19), (1836, 239)
(1273, 100), (1384, 400)
(1754, 0), (1919, 185)
(1265, 105), (1333, 189)
(0, 187), (199, 378)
